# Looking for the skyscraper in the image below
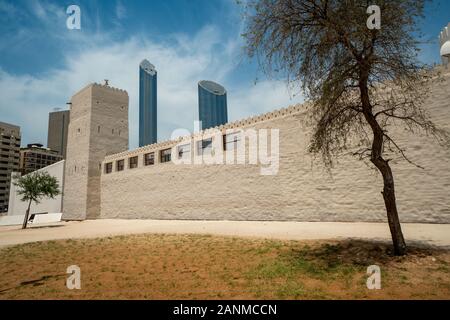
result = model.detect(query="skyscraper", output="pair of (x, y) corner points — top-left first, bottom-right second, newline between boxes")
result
(139, 59), (157, 147)
(47, 109), (70, 158)
(20, 143), (63, 175)
(0, 121), (20, 213)
(198, 80), (228, 130)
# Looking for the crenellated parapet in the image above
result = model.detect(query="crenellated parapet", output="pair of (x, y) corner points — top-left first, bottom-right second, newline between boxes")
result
(104, 102), (309, 162)
(91, 82), (129, 95)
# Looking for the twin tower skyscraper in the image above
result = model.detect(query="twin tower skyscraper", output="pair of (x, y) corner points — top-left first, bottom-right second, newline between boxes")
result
(139, 60), (157, 147)
(139, 59), (228, 147)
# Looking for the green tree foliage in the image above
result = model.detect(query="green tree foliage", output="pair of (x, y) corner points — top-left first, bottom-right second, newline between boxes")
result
(13, 171), (60, 229)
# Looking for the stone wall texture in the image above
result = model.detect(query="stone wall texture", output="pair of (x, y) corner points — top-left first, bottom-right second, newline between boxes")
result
(99, 70), (450, 223)
(62, 84), (128, 220)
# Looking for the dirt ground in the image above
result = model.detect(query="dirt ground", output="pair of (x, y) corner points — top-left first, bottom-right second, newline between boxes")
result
(0, 233), (449, 299)
(2, 220), (450, 248)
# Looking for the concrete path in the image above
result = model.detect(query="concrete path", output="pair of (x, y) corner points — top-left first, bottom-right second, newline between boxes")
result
(0, 219), (449, 248)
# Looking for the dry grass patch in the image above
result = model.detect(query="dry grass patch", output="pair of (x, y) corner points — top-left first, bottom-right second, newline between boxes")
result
(0, 234), (448, 299)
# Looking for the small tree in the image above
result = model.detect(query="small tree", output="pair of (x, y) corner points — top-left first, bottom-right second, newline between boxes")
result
(13, 171), (60, 229)
(242, 0), (449, 255)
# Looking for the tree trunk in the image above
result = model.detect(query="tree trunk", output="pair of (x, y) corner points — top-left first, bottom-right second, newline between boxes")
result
(373, 159), (407, 256)
(22, 200), (32, 230)
(359, 70), (407, 256)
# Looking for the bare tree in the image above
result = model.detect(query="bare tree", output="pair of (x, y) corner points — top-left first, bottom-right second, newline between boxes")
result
(242, 0), (449, 255)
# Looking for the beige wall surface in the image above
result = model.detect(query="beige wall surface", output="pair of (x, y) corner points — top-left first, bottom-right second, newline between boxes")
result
(99, 71), (450, 223)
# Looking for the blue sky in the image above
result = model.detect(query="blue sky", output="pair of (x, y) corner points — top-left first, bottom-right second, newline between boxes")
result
(0, 0), (449, 148)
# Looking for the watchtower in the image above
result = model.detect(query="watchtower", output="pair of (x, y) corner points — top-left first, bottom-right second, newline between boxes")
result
(62, 83), (129, 220)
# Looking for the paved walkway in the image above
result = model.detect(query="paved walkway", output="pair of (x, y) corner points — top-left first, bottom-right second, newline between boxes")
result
(0, 219), (449, 248)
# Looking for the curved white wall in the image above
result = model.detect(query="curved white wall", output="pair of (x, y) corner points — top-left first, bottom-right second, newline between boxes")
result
(7, 160), (65, 217)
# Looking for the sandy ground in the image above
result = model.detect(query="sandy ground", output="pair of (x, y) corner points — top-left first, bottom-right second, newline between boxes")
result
(0, 219), (449, 248)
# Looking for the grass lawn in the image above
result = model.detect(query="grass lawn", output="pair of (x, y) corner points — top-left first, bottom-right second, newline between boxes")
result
(0, 233), (449, 299)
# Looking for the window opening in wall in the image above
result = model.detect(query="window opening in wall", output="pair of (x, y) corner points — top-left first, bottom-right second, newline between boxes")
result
(197, 138), (213, 156)
(129, 156), (138, 169)
(144, 152), (155, 166)
(105, 162), (112, 174)
(117, 159), (124, 171)
(177, 143), (191, 159)
(223, 132), (241, 151)
(160, 148), (171, 163)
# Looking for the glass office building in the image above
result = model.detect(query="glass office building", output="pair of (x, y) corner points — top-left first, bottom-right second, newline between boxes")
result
(198, 80), (228, 130)
(139, 59), (157, 147)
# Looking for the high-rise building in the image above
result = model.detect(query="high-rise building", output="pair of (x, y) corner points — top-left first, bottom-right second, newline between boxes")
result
(139, 59), (157, 147)
(19, 143), (63, 175)
(198, 80), (228, 130)
(47, 110), (70, 158)
(440, 22), (450, 66)
(62, 83), (129, 220)
(0, 121), (20, 213)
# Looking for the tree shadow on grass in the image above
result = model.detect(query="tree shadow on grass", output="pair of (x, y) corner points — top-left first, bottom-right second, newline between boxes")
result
(288, 240), (448, 269)
(250, 239), (448, 283)
(0, 273), (66, 294)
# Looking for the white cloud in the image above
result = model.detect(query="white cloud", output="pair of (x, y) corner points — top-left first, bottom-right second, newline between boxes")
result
(0, 25), (303, 149)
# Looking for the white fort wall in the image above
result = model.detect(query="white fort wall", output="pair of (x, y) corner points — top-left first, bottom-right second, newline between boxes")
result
(100, 71), (450, 223)
(2, 160), (65, 226)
